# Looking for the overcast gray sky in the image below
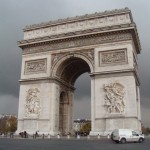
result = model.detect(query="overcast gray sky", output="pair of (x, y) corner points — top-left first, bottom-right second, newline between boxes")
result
(0, 0), (150, 126)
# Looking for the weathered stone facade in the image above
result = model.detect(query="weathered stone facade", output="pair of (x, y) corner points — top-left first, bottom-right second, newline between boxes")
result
(17, 8), (142, 135)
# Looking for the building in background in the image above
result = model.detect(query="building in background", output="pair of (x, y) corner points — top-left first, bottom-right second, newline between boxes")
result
(73, 119), (91, 136)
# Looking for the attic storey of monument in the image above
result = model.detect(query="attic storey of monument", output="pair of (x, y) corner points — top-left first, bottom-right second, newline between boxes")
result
(17, 8), (142, 136)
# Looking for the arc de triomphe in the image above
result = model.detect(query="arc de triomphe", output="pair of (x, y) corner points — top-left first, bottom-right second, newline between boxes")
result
(17, 8), (142, 135)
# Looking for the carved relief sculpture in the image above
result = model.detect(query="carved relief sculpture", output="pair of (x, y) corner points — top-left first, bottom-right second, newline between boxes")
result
(22, 33), (132, 55)
(51, 49), (94, 67)
(104, 82), (125, 113)
(25, 88), (41, 117)
(100, 49), (127, 66)
(24, 58), (47, 74)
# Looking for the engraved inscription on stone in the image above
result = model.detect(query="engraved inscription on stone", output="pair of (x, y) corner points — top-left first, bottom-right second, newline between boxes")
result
(100, 49), (127, 66)
(24, 58), (47, 74)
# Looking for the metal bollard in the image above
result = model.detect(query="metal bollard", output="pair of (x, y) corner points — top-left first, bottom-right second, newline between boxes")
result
(87, 135), (90, 139)
(77, 135), (80, 139)
(57, 134), (60, 139)
(97, 134), (100, 139)
(107, 135), (110, 139)
(67, 135), (70, 139)
(42, 134), (45, 139)
(48, 134), (51, 139)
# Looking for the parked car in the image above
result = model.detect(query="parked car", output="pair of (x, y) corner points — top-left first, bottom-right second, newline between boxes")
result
(111, 129), (144, 144)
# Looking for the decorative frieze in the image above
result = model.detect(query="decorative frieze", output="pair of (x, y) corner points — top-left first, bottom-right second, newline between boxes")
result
(82, 49), (94, 60)
(24, 88), (41, 118)
(100, 49), (127, 66)
(24, 58), (47, 74)
(104, 82), (125, 113)
(24, 13), (131, 40)
(23, 33), (132, 55)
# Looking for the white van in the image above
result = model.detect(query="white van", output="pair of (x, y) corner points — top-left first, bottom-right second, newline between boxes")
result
(111, 129), (144, 143)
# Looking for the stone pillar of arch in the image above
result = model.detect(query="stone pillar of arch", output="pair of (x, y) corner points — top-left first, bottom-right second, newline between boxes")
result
(48, 53), (93, 135)
(16, 8), (142, 135)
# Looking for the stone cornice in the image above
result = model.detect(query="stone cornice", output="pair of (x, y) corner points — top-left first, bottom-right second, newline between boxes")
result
(19, 77), (75, 90)
(20, 68), (140, 86)
(18, 7), (141, 54)
(18, 26), (141, 55)
(96, 116), (139, 119)
(19, 77), (50, 82)
(90, 68), (140, 85)
(22, 32), (131, 55)
(24, 7), (131, 31)
(18, 23), (134, 46)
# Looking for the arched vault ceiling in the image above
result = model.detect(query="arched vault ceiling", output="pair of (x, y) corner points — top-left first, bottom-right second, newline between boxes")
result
(56, 57), (90, 85)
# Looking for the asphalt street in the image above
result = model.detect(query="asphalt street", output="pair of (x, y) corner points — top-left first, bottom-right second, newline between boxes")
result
(0, 137), (149, 150)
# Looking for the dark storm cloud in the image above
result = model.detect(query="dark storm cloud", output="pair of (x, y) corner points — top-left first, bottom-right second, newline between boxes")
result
(0, 95), (18, 114)
(0, 0), (150, 125)
(74, 73), (91, 100)
(0, 0), (68, 96)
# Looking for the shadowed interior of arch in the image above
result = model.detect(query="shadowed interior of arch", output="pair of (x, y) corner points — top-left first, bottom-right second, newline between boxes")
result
(57, 57), (91, 134)
(56, 57), (91, 85)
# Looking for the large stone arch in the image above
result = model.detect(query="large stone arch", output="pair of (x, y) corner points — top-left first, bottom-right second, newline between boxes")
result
(51, 52), (94, 85)
(17, 8), (142, 135)
(50, 52), (93, 135)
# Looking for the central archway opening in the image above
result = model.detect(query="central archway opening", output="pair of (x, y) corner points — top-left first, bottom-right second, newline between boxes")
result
(56, 56), (91, 135)
(74, 73), (91, 119)
(56, 57), (91, 85)
(73, 73), (91, 136)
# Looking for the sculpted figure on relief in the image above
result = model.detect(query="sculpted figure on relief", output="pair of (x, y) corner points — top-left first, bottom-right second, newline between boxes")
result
(25, 88), (41, 117)
(104, 82), (125, 113)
